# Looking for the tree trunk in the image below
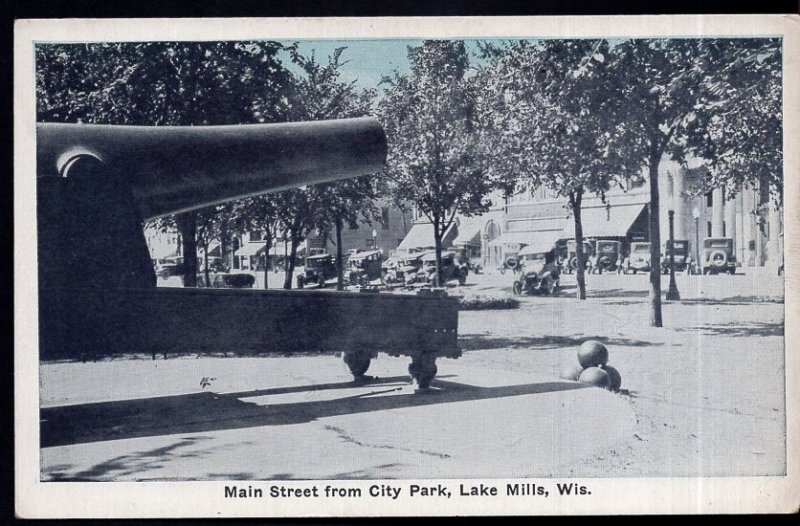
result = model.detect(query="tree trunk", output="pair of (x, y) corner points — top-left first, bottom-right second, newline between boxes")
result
(648, 151), (663, 327)
(335, 215), (345, 291)
(571, 191), (587, 300)
(202, 239), (210, 287)
(433, 216), (443, 287)
(263, 230), (272, 290)
(176, 212), (198, 287)
(283, 236), (300, 289)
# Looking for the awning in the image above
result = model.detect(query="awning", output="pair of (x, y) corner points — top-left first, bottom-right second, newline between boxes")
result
(397, 222), (456, 251)
(561, 204), (646, 238)
(452, 220), (482, 247)
(234, 242), (267, 257)
(489, 229), (563, 252)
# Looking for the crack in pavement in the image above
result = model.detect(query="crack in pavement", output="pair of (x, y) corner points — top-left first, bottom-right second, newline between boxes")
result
(324, 425), (452, 459)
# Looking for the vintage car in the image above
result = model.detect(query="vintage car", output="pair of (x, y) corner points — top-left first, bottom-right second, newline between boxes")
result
(626, 242), (652, 274)
(512, 245), (561, 296)
(413, 251), (468, 285)
(661, 240), (691, 274)
(593, 240), (622, 274)
(155, 256), (184, 279)
(296, 253), (337, 288)
(702, 237), (737, 274)
(346, 250), (384, 286)
(382, 253), (423, 284)
(564, 240), (594, 274)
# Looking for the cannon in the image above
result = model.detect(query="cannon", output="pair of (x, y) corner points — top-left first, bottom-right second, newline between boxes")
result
(36, 118), (459, 389)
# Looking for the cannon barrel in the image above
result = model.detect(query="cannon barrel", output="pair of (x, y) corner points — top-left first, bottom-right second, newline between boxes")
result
(36, 117), (387, 219)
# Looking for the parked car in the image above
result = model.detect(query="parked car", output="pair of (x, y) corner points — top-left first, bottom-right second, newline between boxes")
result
(564, 240), (594, 274)
(297, 253), (337, 288)
(626, 242), (652, 274)
(702, 238), (737, 275)
(661, 240), (691, 274)
(512, 246), (561, 296)
(382, 253), (423, 284)
(155, 256), (184, 279)
(593, 240), (622, 274)
(413, 251), (468, 285)
(347, 250), (384, 286)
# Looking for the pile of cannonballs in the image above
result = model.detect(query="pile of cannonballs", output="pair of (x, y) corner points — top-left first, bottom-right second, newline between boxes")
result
(560, 340), (622, 391)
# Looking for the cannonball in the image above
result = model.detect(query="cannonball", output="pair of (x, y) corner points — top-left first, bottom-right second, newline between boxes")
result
(578, 367), (610, 388)
(578, 340), (609, 368)
(560, 362), (585, 381)
(603, 365), (622, 391)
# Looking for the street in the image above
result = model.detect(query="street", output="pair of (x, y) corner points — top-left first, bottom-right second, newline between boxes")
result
(41, 268), (785, 480)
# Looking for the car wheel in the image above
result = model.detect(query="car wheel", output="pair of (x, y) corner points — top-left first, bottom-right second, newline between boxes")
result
(458, 270), (467, 285)
(318, 275), (326, 288)
(297, 275), (305, 289)
(728, 269), (735, 275)
(512, 281), (522, 295)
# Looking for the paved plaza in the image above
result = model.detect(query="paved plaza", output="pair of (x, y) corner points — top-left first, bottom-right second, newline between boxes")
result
(40, 268), (785, 481)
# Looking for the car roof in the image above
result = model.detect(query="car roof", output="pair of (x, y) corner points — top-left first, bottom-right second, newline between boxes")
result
(348, 249), (381, 260)
(421, 250), (453, 261)
(307, 253), (331, 260)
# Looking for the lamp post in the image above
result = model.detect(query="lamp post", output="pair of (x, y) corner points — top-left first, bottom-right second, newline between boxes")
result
(666, 210), (681, 300)
(692, 207), (700, 275)
(371, 228), (378, 250)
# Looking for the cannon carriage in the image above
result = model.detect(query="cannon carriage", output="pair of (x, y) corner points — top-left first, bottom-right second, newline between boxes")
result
(36, 118), (460, 389)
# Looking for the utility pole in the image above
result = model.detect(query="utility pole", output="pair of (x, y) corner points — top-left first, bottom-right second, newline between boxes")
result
(666, 210), (681, 301)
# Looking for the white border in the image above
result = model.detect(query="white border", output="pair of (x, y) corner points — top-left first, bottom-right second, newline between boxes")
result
(14, 15), (800, 517)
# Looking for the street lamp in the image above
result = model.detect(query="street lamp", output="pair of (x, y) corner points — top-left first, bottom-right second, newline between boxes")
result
(666, 210), (681, 301)
(371, 228), (378, 250)
(692, 206), (700, 275)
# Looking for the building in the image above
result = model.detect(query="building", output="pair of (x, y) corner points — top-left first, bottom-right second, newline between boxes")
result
(308, 201), (414, 257)
(229, 200), (414, 271)
(397, 155), (784, 271)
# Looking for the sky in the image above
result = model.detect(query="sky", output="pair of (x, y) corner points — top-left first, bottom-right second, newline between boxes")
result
(276, 39), (497, 91)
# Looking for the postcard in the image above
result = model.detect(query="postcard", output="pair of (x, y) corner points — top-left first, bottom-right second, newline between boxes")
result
(14, 15), (799, 517)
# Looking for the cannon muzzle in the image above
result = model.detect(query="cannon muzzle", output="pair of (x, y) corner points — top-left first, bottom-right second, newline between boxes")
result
(36, 117), (387, 219)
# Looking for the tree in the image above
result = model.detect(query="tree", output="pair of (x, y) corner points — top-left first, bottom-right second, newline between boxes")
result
(36, 41), (297, 286)
(289, 47), (381, 290)
(476, 39), (642, 300)
(606, 40), (716, 326)
(609, 38), (782, 326)
(378, 40), (492, 286)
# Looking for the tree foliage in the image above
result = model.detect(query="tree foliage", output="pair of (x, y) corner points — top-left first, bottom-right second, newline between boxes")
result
(36, 41), (298, 286)
(683, 39), (783, 203)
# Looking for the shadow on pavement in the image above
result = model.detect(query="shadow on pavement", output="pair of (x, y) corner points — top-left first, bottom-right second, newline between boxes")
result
(587, 288), (650, 299)
(674, 321), (784, 338)
(677, 296), (784, 306)
(40, 376), (587, 448)
(45, 435), (219, 481)
(459, 334), (662, 351)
